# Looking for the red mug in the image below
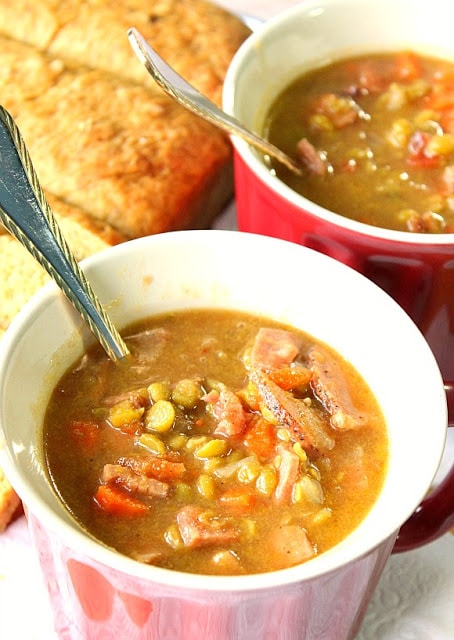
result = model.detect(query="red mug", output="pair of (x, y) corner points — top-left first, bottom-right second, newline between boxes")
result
(223, 0), (454, 551)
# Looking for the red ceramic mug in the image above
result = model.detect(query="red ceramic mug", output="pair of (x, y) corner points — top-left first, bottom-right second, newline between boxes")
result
(223, 0), (454, 551)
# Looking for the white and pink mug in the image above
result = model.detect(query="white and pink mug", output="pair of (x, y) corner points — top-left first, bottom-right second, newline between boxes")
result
(0, 230), (447, 639)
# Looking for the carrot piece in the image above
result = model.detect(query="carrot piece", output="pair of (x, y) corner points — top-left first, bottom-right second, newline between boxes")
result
(94, 484), (149, 517)
(243, 416), (277, 461)
(268, 366), (312, 391)
(68, 420), (99, 449)
(219, 485), (257, 515)
(394, 51), (421, 81)
(144, 457), (186, 482)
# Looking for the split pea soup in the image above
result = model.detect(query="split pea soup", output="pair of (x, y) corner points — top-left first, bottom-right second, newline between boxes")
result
(43, 308), (388, 576)
(263, 51), (454, 233)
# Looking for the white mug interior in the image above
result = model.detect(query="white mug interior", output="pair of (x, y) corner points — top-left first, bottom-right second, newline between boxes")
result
(0, 230), (447, 594)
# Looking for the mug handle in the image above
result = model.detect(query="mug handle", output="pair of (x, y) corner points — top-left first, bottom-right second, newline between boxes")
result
(393, 461), (454, 552)
(393, 382), (454, 552)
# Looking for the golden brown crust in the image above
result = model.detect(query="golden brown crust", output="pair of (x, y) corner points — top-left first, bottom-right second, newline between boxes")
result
(0, 0), (250, 105)
(0, 0), (251, 238)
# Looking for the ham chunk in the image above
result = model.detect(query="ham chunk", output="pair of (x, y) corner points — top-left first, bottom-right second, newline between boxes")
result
(270, 524), (315, 568)
(249, 328), (300, 370)
(203, 385), (247, 437)
(296, 138), (327, 176)
(307, 348), (367, 430)
(101, 464), (169, 498)
(342, 446), (368, 491)
(442, 165), (454, 194)
(118, 453), (186, 482)
(176, 506), (240, 549)
(250, 368), (335, 453)
(313, 93), (360, 128)
(275, 444), (300, 503)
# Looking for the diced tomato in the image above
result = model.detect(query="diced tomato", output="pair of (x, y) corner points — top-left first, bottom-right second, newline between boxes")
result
(219, 486), (258, 515)
(406, 131), (441, 168)
(441, 109), (454, 135)
(94, 484), (149, 517)
(243, 417), (277, 461)
(427, 81), (454, 111)
(406, 154), (441, 169)
(68, 420), (99, 449)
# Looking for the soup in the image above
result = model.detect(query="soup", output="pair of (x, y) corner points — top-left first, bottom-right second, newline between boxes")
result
(264, 51), (454, 233)
(43, 309), (388, 575)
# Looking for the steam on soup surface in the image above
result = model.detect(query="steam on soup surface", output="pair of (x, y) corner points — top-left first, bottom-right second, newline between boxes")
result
(43, 309), (388, 575)
(264, 51), (454, 233)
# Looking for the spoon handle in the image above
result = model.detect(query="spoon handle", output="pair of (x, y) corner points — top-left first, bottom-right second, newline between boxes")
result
(0, 106), (129, 361)
(127, 28), (302, 176)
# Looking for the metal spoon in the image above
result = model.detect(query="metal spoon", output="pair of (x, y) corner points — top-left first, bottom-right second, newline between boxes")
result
(127, 28), (303, 176)
(0, 106), (130, 361)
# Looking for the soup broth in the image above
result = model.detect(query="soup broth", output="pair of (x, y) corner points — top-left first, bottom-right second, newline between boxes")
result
(43, 309), (388, 575)
(264, 51), (454, 233)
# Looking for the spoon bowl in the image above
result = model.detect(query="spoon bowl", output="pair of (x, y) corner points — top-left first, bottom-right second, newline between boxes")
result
(127, 28), (303, 176)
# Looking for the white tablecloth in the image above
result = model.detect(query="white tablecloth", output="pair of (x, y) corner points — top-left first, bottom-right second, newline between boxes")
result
(1, 2), (453, 638)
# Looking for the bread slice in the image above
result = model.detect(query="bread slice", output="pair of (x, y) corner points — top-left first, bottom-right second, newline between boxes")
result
(0, 467), (22, 533)
(0, 0), (250, 106)
(0, 192), (125, 335)
(0, 0), (251, 238)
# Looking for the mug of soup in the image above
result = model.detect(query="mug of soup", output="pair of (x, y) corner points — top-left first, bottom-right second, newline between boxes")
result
(0, 230), (448, 639)
(222, 0), (454, 547)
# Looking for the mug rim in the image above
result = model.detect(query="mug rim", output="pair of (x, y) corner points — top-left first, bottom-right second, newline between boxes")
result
(222, 0), (454, 246)
(0, 230), (447, 593)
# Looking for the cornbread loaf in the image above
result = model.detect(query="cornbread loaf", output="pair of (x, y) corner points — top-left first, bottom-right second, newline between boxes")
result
(0, 37), (233, 237)
(0, 0), (251, 238)
(0, 0), (250, 530)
